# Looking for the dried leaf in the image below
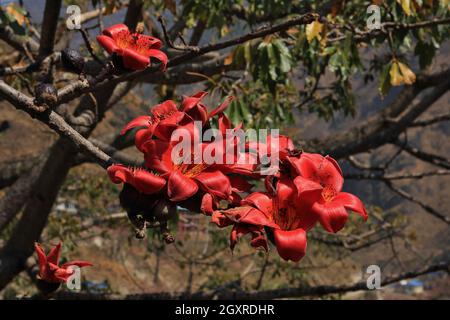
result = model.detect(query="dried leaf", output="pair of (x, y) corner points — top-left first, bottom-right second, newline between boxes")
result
(390, 61), (416, 86)
(397, 0), (413, 15)
(6, 4), (27, 26)
(224, 51), (234, 66)
(306, 20), (323, 43)
(398, 62), (416, 85)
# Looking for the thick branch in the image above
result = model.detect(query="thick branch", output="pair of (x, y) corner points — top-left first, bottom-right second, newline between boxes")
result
(38, 0), (62, 58)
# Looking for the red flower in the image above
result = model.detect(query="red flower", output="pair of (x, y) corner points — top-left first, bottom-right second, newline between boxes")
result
(290, 153), (368, 233)
(97, 23), (167, 70)
(142, 139), (233, 203)
(34, 242), (92, 283)
(212, 176), (318, 262)
(107, 164), (166, 195)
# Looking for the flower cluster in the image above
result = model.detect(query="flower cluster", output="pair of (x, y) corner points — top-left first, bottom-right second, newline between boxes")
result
(107, 91), (368, 262)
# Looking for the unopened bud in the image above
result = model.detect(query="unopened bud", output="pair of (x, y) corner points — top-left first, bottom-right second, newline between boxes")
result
(34, 83), (58, 107)
(61, 48), (85, 73)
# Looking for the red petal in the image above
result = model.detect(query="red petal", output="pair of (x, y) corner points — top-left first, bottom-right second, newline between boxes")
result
(132, 169), (166, 194)
(209, 96), (234, 119)
(276, 177), (296, 207)
(53, 267), (73, 282)
(107, 164), (133, 184)
(200, 193), (214, 215)
(218, 114), (232, 134)
(333, 192), (368, 220)
(151, 100), (178, 117)
(293, 176), (323, 203)
(96, 35), (119, 54)
(34, 243), (47, 275)
(122, 48), (150, 70)
(148, 49), (168, 70)
(211, 211), (233, 227)
(135, 34), (163, 50)
(313, 202), (349, 233)
(46, 242), (62, 265)
(135, 127), (155, 151)
(181, 91), (208, 112)
(142, 140), (173, 174)
(296, 153), (344, 192)
(102, 23), (129, 38)
(120, 116), (151, 135)
(167, 171), (199, 201)
(273, 228), (307, 262)
(195, 171), (231, 199)
(241, 192), (273, 216)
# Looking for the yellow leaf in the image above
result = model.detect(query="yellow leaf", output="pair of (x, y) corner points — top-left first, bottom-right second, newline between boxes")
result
(397, 0), (412, 15)
(306, 20), (323, 43)
(398, 62), (416, 85)
(224, 51), (234, 66)
(6, 4), (27, 26)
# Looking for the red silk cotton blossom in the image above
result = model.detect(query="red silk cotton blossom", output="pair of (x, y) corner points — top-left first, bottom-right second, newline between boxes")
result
(34, 242), (92, 283)
(106, 88), (368, 263)
(97, 23), (167, 70)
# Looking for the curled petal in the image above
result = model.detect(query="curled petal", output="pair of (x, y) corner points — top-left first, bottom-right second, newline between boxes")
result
(102, 23), (129, 38)
(132, 169), (166, 194)
(122, 48), (150, 70)
(46, 242), (62, 265)
(107, 165), (166, 194)
(107, 164), (134, 184)
(135, 34), (163, 50)
(195, 171), (231, 199)
(96, 35), (119, 54)
(293, 176), (323, 203)
(151, 100), (178, 117)
(167, 171), (199, 201)
(181, 91), (208, 112)
(200, 193), (214, 215)
(148, 49), (168, 70)
(241, 192), (273, 216)
(211, 211), (234, 228)
(120, 116), (151, 135)
(273, 228), (307, 262)
(313, 202), (349, 233)
(333, 192), (368, 220)
(135, 127), (155, 151)
(209, 96), (234, 119)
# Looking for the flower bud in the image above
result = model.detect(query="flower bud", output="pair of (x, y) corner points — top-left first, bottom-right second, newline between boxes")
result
(34, 83), (58, 107)
(61, 48), (85, 73)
